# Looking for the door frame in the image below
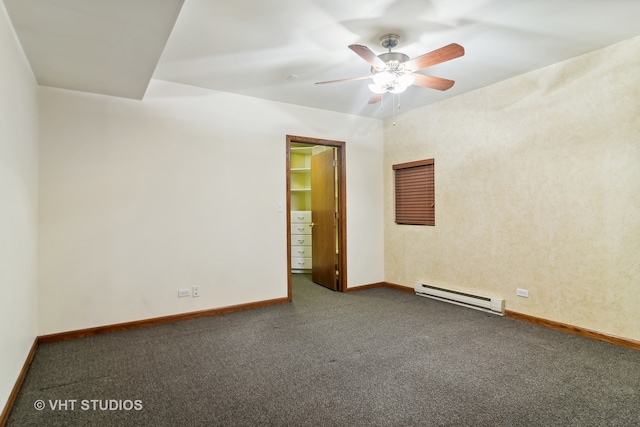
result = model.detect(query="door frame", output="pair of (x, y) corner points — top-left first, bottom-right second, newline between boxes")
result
(286, 135), (347, 301)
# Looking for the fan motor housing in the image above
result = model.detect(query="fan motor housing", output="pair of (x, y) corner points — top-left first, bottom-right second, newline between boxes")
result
(371, 52), (410, 73)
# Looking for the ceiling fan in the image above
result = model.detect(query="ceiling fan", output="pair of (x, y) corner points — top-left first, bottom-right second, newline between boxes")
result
(316, 34), (464, 104)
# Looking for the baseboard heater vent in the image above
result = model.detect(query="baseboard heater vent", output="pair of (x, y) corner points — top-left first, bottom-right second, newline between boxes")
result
(414, 283), (504, 316)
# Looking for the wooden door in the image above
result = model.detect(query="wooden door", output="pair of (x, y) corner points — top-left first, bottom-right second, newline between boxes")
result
(311, 149), (337, 290)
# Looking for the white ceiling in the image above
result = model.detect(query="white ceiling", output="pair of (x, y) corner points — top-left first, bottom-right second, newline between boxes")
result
(4, 0), (640, 119)
(3, 0), (184, 99)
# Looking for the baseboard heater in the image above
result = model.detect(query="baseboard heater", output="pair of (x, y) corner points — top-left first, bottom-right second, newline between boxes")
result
(414, 282), (505, 316)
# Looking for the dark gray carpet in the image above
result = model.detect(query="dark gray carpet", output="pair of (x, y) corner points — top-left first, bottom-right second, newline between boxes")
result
(7, 275), (640, 426)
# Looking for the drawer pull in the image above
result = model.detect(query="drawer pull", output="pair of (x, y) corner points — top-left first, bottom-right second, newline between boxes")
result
(297, 239), (305, 243)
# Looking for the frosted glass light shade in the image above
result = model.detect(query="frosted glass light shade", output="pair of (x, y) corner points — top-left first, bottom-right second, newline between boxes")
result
(368, 70), (416, 94)
(372, 71), (394, 85)
(389, 84), (408, 94)
(368, 83), (387, 94)
(397, 73), (415, 87)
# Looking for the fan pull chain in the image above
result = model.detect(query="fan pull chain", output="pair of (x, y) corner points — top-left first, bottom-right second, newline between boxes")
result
(392, 96), (396, 126)
(392, 93), (399, 126)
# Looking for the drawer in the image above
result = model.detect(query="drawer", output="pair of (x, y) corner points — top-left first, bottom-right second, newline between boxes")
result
(291, 257), (312, 269)
(292, 245), (312, 258)
(291, 211), (311, 223)
(291, 234), (311, 246)
(291, 223), (312, 235)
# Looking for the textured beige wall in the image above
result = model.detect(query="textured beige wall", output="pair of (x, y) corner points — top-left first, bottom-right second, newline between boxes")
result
(383, 36), (640, 341)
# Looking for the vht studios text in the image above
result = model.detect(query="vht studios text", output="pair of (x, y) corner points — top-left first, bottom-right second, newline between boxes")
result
(34, 399), (143, 411)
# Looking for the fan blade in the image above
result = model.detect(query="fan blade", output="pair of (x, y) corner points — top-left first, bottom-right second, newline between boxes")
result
(368, 93), (383, 104)
(348, 44), (387, 69)
(403, 43), (464, 72)
(412, 74), (455, 91)
(315, 76), (370, 85)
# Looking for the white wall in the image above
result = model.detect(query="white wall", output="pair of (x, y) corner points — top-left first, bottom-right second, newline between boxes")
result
(383, 36), (640, 341)
(38, 80), (384, 335)
(0, 2), (39, 414)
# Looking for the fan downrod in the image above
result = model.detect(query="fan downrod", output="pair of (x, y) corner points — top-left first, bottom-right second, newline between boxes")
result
(380, 34), (400, 51)
(375, 34), (408, 70)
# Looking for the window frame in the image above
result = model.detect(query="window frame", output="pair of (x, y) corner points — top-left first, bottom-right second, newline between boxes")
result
(392, 158), (435, 226)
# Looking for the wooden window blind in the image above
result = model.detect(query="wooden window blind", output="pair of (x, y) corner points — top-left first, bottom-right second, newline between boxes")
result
(393, 159), (434, 225)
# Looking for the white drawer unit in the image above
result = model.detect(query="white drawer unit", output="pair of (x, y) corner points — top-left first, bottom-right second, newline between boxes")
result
(291, 257), (312, 270)
(292, 245), (312, 258)
(291, 210), (312, 223)
(291, 234), (311, 246)
(290, 210), (312, 273)
(292, 223), (311, 235)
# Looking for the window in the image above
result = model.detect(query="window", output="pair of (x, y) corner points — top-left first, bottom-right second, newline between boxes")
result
(393, 159), (435, 226)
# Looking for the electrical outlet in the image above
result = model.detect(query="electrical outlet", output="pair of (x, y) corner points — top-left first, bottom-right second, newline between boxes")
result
(516, 288), (529, 298)
(178, 289), (190, 298)
(192, 286), (200, 297)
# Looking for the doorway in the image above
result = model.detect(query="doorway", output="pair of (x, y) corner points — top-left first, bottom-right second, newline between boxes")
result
(286, 135), (346, 301)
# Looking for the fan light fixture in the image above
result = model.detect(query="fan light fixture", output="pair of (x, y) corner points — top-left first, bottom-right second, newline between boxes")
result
(369, 70), (415, 94)
(315, 33), (464, 104)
